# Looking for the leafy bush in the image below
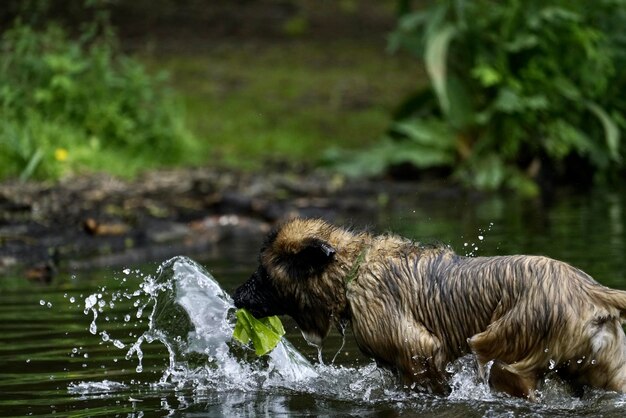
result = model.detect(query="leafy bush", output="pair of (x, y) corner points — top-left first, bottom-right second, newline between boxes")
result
(0, 18), (198, 180)
(333, 0), (626, 195)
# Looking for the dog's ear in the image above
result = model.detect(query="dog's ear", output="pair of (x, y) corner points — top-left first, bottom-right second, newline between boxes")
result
(285, 238), (336, 279)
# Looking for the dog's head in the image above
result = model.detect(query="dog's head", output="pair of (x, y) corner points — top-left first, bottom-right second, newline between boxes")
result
(232, 218), (352, 345)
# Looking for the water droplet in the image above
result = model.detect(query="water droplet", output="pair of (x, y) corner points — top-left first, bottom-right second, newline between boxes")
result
(591, 359), (597, 365)
(46, 302), (52, 308)
(123, 268), (131, 275)
(69, 297), (76, 303)
(478, 235), (484, 241)
(89, 321), (97, 335)
(83, 353), (89, 358)
(84, 294), (98, 311)
(548, 359), (556, 370)
(26, 359), (31, 363)
(39, 300), (45, 306)
(577, 358), (583, 364)
(124, 314), (131, 322)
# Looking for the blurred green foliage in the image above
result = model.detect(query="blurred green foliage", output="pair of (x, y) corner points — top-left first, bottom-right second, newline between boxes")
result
(0, 10), (199, 180)
(0, 1), (414, 181)
(335, 0), (626, 195)
(156, 41), (416, 171)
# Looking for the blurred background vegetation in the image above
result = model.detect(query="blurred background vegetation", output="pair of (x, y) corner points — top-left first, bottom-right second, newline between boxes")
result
(1, 0), (625, 195)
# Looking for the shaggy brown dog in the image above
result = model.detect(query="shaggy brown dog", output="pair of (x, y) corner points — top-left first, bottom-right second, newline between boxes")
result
(232, 218), (626, 399)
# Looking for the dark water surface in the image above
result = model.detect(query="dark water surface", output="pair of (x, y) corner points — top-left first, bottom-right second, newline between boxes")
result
(1, 188), (626, 417)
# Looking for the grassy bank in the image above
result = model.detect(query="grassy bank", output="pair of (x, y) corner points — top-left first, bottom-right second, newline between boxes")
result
(146, 39), (422, 170)
(0, 3), (422, 181)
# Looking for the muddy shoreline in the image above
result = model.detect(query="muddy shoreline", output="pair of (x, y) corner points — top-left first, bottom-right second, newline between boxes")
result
(0, 168), (460, 281)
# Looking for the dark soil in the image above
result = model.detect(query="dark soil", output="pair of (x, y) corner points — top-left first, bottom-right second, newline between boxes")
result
(0, 168), (457, 282)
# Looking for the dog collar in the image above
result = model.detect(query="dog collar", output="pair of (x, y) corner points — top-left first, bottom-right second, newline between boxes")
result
(345, 246), (368, 285)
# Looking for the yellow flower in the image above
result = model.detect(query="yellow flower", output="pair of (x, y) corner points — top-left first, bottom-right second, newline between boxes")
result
(54, 148), (68, 162)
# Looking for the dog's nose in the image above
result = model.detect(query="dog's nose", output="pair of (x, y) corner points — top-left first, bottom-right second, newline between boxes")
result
(231, 266), (285, 318)
(232, 283), (249, 308)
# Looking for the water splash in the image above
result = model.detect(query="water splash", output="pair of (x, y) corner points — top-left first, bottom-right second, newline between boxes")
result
(77, 256), (317, 393)
(462, 222), (495, 257)
(155, 257), (317, 385)
(68, 380), (129, 396)
(69, 256), (408, 405)
(83, 294), (99, 334)
(69, 255), (626, 413)
(331, 321), (348, 364)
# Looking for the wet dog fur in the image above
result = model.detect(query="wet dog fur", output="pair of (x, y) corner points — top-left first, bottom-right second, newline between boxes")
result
(232, 218), (626, 399)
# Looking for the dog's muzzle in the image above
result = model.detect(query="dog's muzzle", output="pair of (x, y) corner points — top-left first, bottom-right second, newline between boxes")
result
(232, 267), (284, 318)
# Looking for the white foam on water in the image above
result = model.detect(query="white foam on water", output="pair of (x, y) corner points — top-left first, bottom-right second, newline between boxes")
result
(68, 379), (129, 395)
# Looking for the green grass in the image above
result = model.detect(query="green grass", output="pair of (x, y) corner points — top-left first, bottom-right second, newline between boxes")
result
(0, 22), (201, 181)
(0, 22), (423, 181)
(146, 40), (423, 170)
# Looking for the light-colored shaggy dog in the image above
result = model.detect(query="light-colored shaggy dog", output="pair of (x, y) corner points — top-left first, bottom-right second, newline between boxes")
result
(233, 218), (626, 399)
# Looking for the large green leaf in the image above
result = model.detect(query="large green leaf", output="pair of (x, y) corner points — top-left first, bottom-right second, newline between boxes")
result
(445, 75), (474, 128)
(233, 308), (285, 356)
(492, 88), (548, 114)
(471, 154), (506, 191)
(325, 144), (393, 178)
(586, 101), (621, 162)
(392, 119), (456, 150)
(471, 63), (502, 87)
(424, 23), (457, 115)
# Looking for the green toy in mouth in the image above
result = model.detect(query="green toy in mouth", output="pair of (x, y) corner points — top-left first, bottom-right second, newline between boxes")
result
(233, 308), (285, 356)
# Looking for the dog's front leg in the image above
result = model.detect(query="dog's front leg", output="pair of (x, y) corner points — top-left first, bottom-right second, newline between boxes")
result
(403, 351), (451, 395)
(352, 313), (449, 394)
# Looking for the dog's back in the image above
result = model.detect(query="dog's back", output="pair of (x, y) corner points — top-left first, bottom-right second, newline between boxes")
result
(348, 239), (626, 397)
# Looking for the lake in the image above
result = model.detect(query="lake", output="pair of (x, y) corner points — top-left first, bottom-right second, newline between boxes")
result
(1, 187), (625, 417)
